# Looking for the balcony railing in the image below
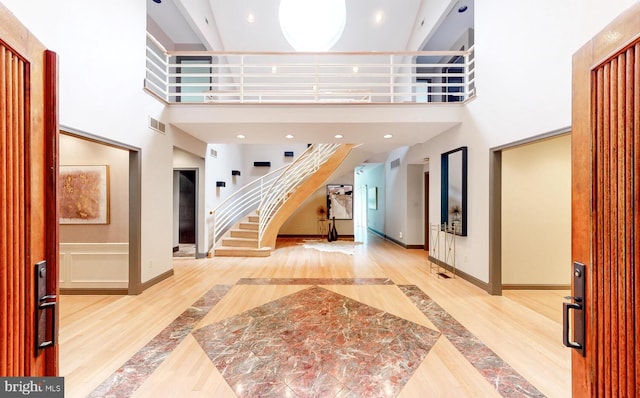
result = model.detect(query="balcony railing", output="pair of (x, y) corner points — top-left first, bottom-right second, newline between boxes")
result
(145, 33), (475, 105)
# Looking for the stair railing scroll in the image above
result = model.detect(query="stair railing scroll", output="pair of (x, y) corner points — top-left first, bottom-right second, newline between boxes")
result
(208, 164), (288, 251)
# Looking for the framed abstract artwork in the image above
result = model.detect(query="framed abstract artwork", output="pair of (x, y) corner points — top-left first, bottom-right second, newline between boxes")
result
(326, 184), (353, 220)
(59, 165), (110, 224)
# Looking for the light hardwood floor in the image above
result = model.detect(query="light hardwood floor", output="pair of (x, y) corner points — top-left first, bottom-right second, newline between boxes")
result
(59, 234), (571, 398)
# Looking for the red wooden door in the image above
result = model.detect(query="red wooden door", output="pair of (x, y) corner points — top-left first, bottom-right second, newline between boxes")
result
(0, 4), (59, 376)
(571, 3), (639, 396)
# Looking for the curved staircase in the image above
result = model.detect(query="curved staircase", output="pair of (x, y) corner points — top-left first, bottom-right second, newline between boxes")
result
(209, 143), (355, 257)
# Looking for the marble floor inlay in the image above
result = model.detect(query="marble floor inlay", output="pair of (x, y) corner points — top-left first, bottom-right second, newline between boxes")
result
(237, 278), (394, 285)
(85, 277), (551, 397)
(399, 285), (546, 398)
(88, 285), (232, 398)
(192, 285), (441, 397)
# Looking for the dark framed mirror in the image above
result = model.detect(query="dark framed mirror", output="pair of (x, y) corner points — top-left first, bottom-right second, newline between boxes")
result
(441, 146), (467, 236)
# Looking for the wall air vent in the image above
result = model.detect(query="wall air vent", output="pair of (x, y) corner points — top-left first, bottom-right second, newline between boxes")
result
(148, 117), (166, 134)
(390, 158), (400, 169)
(210, 148), (218, 158)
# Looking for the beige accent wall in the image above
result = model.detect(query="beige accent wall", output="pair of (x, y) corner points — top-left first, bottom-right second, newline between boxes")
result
(60, 134), (129, 243)
(59, 134), (130, 289)
(280, 171), (355, 236)
(501, 134), (571, 286)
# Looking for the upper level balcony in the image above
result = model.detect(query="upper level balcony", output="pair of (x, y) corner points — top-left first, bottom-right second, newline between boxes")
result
(145, 34), (475, 106)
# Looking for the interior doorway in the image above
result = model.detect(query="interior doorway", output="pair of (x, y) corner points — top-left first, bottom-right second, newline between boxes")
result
(489, 128), (571, 295)
(59, 127), (142, 295)
(173, 169), (198, 257)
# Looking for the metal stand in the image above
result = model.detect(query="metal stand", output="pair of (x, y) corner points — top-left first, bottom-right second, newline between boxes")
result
(429, 223), (440, 274)
(442, 223), (456, 278)
(428, 223), (456, 279)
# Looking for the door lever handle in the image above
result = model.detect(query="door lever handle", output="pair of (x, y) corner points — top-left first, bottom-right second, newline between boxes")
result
(563, 301), (582, 350)
(564, 295), (582, 303)
(35, 261), (57, 350)
(562, 261), (586, 356)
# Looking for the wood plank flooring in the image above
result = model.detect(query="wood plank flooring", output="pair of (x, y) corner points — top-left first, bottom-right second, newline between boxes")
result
(59, 234), (570, 398)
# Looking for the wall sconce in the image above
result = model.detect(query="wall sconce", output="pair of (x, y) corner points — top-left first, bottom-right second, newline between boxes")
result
(232, 170), (241, 176)
(284, 151), (294, 157)
(254, 161), (271, 167)
(216, 181), (226, 187)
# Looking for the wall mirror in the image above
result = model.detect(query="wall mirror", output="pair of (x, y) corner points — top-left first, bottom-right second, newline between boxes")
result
(441, 146), (467, 236)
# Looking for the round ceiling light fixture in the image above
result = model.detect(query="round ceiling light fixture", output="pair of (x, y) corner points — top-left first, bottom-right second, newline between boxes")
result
(279, 0), (346, 51)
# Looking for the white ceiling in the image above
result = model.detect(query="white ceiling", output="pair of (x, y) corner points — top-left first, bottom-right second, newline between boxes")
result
(207, 0), (423, 52)
(146, 0), (474, 160)
(147, 0), (473, 52)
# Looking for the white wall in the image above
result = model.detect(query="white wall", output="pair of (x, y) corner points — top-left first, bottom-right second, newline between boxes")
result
(502, 135), (571, 286)
(242, 144), (310, 179)
(384, 147), (409, 243)
(3, 0), (209, 284)
(401, 0), (638, 282)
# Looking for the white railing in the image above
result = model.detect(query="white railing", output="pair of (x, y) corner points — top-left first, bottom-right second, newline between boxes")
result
(257, 143), (342, 247)
(208, 164), (288, 249)
(146, 33), (475, 104)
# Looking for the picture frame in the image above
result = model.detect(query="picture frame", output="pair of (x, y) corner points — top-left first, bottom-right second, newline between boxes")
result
(326, 184), (353, 220)
(59, 165), (110, 224)
(367, 186), (378, 209)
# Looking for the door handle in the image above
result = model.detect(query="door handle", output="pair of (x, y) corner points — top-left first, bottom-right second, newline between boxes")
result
(562, 262), (585, 356)
(37, 299), (57, 349)
(35, 261), (57, 350)
(563, 301), (582, 350)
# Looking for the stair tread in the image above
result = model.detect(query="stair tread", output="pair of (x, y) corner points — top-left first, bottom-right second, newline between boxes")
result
(213, 246), (271, 257)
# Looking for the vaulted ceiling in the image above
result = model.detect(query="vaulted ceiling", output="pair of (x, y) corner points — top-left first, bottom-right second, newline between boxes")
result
(147, 0), (473, 54)
(146, 0), (474, 160)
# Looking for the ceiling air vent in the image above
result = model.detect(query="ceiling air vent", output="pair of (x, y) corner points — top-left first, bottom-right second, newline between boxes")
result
(390, 158), (400, 169)
(149, 117), (166, 134)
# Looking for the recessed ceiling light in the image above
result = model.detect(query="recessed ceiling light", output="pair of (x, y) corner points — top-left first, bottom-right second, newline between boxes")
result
(247, 13), (255, 23)
(334, 134), (343, 139)
(458, 5), (468, 13)
(237, 134), (246, 139)
(272, 66), (277, 73)
(375, 12), (384, 24)
(352, 66), (359, 73)
(383, 134), (393, 139)
(285, 134), (294, 139)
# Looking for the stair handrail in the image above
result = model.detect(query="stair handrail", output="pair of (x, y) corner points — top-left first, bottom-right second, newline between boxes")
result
(209, 164), (288, 250)
(257, 143), (342, 247)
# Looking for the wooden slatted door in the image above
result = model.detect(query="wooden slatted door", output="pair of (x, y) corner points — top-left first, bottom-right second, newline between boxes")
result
(0, 4), (59, 376)
(572, 3), (639, 397)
